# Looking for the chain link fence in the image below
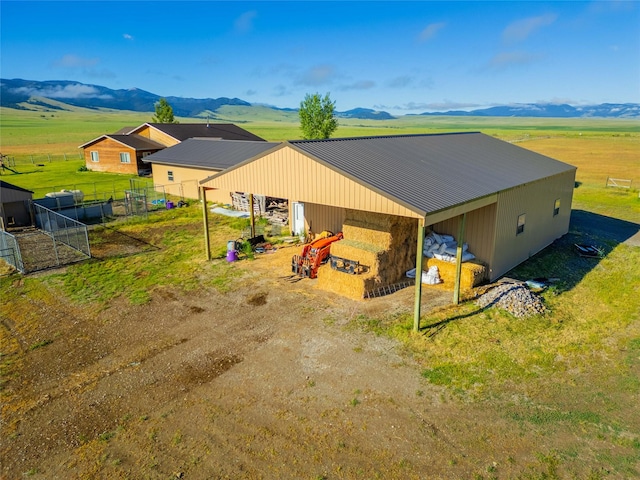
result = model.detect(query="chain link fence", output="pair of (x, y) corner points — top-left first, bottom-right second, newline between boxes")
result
(33, 203), (91, 258)
(0, 230), (25, 273)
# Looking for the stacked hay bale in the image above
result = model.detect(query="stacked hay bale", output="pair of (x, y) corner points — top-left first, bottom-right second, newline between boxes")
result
(424, 257), (486, 290)
(317, 209), (417, 299)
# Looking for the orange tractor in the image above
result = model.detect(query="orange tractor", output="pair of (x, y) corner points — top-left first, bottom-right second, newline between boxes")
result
(291, 232), (343, 279)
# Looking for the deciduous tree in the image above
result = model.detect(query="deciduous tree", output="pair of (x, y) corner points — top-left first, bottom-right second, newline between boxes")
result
(298, 93), (337, 139)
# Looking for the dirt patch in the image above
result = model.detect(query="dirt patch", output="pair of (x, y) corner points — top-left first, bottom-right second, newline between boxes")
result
(1, 246), (630, 478)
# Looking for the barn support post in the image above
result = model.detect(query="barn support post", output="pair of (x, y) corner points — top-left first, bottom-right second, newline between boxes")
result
(453, 212), (467, 305)
(413, 218), (426, 332)
(200, 186), (211, 261)
(249, 193), (256, 238)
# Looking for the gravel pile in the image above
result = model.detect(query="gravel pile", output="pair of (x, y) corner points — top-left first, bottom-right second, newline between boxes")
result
(476, 283), (546, 318)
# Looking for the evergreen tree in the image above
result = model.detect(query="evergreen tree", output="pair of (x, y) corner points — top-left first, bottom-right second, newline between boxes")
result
(152, 98), (178, 123)
(298, 92), (337, 139)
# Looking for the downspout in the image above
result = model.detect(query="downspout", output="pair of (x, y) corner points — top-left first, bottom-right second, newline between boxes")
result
(453, 212), (467, 304)
(413, 217), (426, 332)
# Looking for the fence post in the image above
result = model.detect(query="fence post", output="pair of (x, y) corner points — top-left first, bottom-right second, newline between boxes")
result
(31, 155), (34, 164)
(48, 154), (51, 163)
(64, 153), (67, 161)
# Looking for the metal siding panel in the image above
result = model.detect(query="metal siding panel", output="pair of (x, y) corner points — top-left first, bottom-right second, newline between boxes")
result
(490, 171), (574, 280)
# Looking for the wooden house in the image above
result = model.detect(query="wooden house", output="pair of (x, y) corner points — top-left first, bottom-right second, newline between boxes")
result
(79, 123), (265, 176)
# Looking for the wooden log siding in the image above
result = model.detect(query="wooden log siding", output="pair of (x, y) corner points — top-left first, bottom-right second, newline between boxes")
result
(84, 138), (139, 175)
(203, 146), (423, 220)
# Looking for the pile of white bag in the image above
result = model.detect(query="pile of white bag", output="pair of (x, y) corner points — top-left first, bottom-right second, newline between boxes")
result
(406, 266), (442, 284)
(423, 231), (476, 263)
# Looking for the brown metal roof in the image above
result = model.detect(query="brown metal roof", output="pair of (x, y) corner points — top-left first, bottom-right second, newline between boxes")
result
(107, 134), (166, 150)
(143, 138), (280, 171)
(288, 132), (576, 216)
(140, 123), (266, 142)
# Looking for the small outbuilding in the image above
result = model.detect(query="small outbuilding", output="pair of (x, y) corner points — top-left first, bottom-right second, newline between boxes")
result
(0, 180), (34, 228)
(200, 132), (577, 303)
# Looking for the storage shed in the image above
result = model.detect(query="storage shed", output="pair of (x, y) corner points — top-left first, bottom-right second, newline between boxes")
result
(0, 180), (33, 228)
(200, 133), (576, 317)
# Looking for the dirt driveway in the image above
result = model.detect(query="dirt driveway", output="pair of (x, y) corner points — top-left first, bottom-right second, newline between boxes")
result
(2, 248), (554, 479)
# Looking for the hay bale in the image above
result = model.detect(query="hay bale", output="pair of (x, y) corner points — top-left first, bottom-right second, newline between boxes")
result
(424, 257), (486, 290)
(316, 210), (419, 299)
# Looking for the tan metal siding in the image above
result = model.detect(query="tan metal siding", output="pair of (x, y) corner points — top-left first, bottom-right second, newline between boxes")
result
(204, 147), (422, 219)
(431, 203), (497, 268)
(303, 203), (346, 235)
(152, 164), (228, 203)
(490, 170), (575, 280)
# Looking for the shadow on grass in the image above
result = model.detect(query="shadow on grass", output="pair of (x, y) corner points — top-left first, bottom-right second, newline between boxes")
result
(89, 225), (161, 260)
(421, 305), (486, 337)
(420, 209), (638, 336)
(505, 209), (639, 294)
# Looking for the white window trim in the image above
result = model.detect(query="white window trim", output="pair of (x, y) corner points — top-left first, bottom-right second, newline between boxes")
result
(90, 151), (99, 162)
(120, 152), (131, 164)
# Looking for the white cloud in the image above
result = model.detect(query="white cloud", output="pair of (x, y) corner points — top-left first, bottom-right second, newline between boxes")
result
(295, 64), (336, 86)
(235, 10), (257, 33)
(339, 80), (375, 91)
(123, 33), (134, 40)
(418, 22), (446, 42)
(502, 13), (557, 43)
(52, 54), (99, 68)
(486, 51), (542, 70)
(387, 75), (413, 88)
(12, 84), (112, 100)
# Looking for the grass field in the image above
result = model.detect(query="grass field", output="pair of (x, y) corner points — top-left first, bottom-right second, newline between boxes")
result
(1, 107), (639, 478)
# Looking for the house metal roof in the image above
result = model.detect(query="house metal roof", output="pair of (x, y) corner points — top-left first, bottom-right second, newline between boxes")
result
(136, 123), (266, 142)
(78, 134), (166, 150)
(287, 132), (576, 216)
(143, 138), (280, 170)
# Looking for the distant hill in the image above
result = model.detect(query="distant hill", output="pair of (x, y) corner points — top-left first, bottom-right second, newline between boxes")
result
(1, 78), (638, 119)
(417, 103), (640, 119)
(0, 78), (250, 117)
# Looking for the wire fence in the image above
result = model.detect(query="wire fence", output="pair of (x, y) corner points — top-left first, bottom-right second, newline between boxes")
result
(33, 203), (91, 258)
(0, 230), (24, 273)
(1, 152), (84, 166)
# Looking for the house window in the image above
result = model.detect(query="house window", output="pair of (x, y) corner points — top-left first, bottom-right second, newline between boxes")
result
(90, 151), (99, 162)
(168, 170), (174, 181)
(516, 213), (526, 235)
(553, 199), (560, 216)
(120, 152), (131, 164)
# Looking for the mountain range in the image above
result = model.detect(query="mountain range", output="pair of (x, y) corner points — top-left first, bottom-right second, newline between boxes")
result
(1, 78), (638, 119)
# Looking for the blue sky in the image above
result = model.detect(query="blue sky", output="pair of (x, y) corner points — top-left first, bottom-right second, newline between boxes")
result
(1, 1), (639, 114)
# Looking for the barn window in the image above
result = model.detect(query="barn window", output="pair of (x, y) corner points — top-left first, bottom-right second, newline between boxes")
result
(90, 151), (99, 162)
(120, 152), (131, 163)
(168, 170), (174, 181)
(516, 214), (526, 235)
(553, 199), (560, 216)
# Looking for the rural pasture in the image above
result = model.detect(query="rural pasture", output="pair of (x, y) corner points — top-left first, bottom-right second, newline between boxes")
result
(1, 108), (639, 479)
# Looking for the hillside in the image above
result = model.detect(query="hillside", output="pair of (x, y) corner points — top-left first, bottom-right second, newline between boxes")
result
(2, 78), (638, 120)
